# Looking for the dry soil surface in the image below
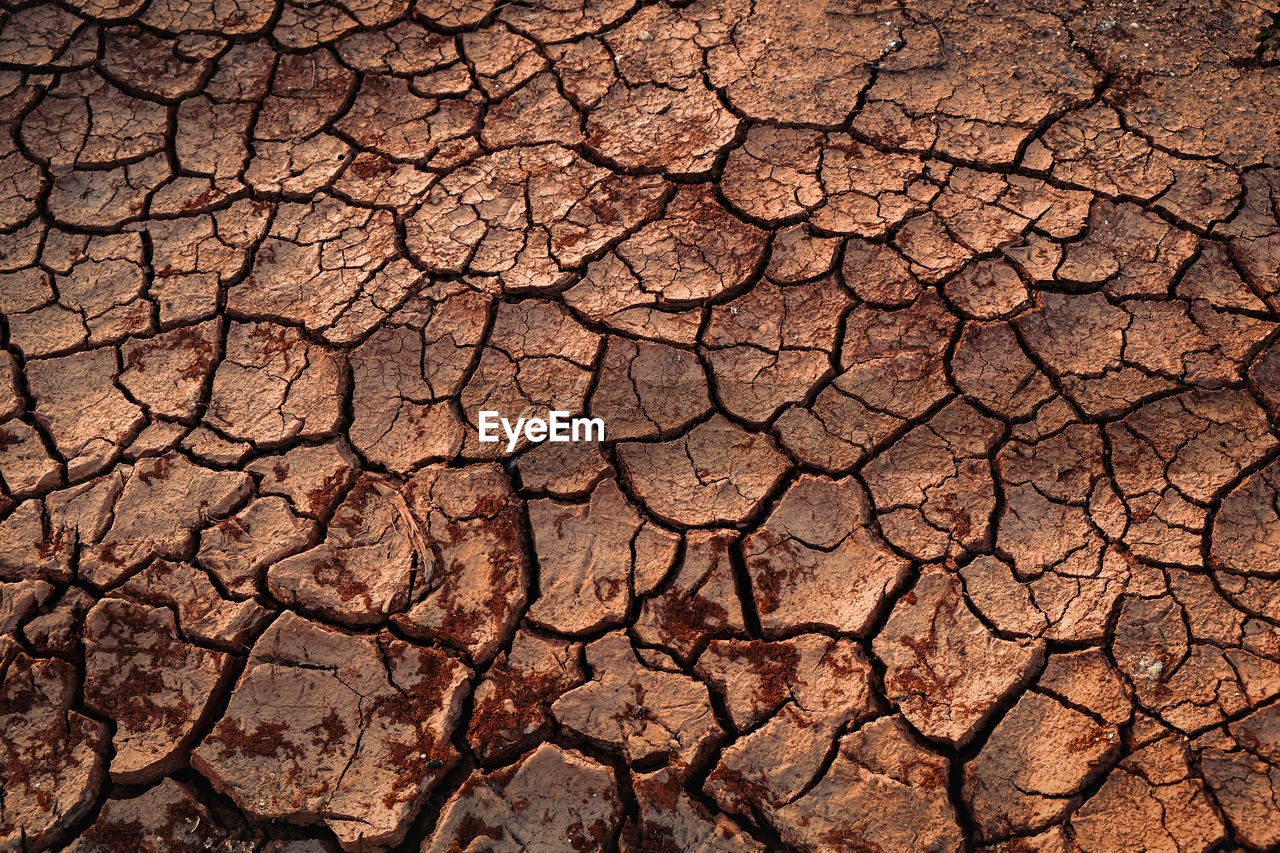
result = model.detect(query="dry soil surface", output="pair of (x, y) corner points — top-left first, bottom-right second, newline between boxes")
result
(3, 0), (1280, 851)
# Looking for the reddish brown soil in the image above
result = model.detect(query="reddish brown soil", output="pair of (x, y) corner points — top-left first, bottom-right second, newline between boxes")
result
(2, 0), (1280, 850)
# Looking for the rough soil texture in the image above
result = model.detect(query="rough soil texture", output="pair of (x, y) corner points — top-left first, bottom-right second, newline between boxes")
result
(2, 0), (1280, 850)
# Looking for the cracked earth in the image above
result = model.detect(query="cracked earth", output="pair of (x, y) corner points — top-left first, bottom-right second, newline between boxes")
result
(2, 0), (1280, 850)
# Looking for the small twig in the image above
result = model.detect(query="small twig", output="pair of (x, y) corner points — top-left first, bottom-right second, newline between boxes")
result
(906, 6), (948, 70)
(372, 480), (434, 589)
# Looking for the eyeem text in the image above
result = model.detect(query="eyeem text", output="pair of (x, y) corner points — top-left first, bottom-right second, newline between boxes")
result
(477, 410), (606, 453)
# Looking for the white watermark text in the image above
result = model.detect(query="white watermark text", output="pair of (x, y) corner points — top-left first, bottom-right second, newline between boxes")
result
(477, 410), (605, 453)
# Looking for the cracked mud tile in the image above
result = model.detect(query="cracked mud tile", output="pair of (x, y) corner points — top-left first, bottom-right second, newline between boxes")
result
(1117, 65), (1280, 169)
(0, 493), (86, 585)
(255, 49), (354, 142)
(84, 598), (234, 783)
(1037, 649), (1133, 727)
(246, 134), (353, 198)
(635, 528), (744, 664)
(392, 464), (528, 665)
(614, 185), (765, 304)
(527, 478), (646, 635)
(98, 27), (213, 101)
(136, 0), (275, 32)
(0, 352), (20, 424)
(1200, 703), (1280, 849)
(21, 588), (95, 659)
(862, 400), (1004, 561)
(0, 578), (52, 637)
(227, 197), (423, 345)
(336, 20), (457, 75)
(1111, 576), (1280, 734)
(275, 0), (407, 48)
(951, 320), (1055, 418)
(993, 413), (1142, 642)
(0, 420), (62, 501)
(617, 415), (789, 527)
(0, 652), (108, 851)
(1016, 292), (1166, 418)
(589, 336), (710, 440)
(584, 72), (738, 175)
(336, 74), (480, 164)
(22, 70), (167, 169)
(874, 567), (1045, 748)
(769, 715), (963, 853)
(945, 259), (1030, 320)
(936, 170), (1091, 254)
(404, 145), (667, 281)
(334, 153), (435, 214)
(199, 491), (322, 596)
(857, 2), (1099, 163)
(172, 81), (256, 193)
(65, 777), (256, 853)
(977, 826), (1071, 853)
(459, 299), (601, 458)
(563, 253), (703, 346)
(462, 24), (545, 99)
(841, 237), (923, 307)
(499, 0), (633, 41)
(551, 631), (723, 773)
(1109, 389), (1276, 564)
(1052, 0), (1265, 77)
(1069, 737), (1226, 852)
(119, 319), (222, 422)
(148, 202), (272, 324)
(516, 439), (614, 499)
(1067, 204), (1198, 299)
(48, 153), (172, 231)
(244, 439), (360, 521)
(0, 4), (90, 68)
(1028, 105), (1179, 200)
(77, 452), (251, 588)
(116, 559), (275, 651)
(193, 611), (470, 852)
(424, 743), (623, 853)
(348, 289), (486, 473)
(963, 691), (1120, 840)
(1182, 241), (1269, 313)
(27, 349), (146, 480)
(0, 141), (43, 232)
(466, 628), (585, 764)
(702, 276), (848, 426)
(766, 224), (840, 284)
(775, 288), (955, 472)
(894, 210), (975, 283)
(1122, 295), (1275, 389)
(1211, 458), (1280, 580)
(958, 555), (1049, 639)
(701, 635), (880, 817)
(205, 322), (347, 448)
(721, 127), (824, 223)
(815, 138), (936, 238)
(267, 477), (413, 626)
(744, 474), (910, 637)
(13, 228), (153, 355)
(705, 0), (907, 127)
(481, 72), (583, 149)
(623, 766), (764, 853)
(1216, 168), (1280, 303)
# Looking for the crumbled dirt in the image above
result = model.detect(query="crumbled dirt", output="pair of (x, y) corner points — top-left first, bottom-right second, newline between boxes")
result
(2, 0), (1280, 850)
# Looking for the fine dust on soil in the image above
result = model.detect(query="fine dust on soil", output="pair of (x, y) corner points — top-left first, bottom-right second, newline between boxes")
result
(2, 0), (1280, 850)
